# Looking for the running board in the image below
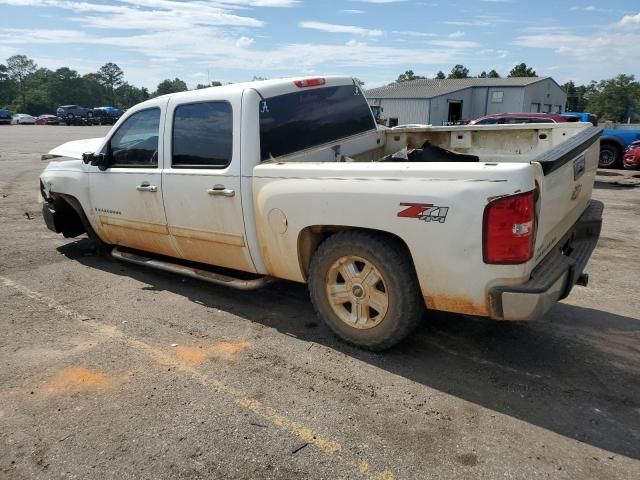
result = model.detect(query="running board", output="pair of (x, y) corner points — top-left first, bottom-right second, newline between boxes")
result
(111, 247), (276, 290)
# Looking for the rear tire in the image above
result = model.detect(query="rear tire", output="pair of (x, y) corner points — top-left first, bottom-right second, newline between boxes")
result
(599, 143), (621, 169)
(308, 230), (423, 350)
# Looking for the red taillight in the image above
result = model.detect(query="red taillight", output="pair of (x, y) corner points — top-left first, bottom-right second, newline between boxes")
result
(294, 78), (326, 88)
(483, 191), (536, 264)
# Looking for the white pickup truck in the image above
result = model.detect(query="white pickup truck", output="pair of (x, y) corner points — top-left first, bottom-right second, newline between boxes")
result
(40, 76), (603, 350)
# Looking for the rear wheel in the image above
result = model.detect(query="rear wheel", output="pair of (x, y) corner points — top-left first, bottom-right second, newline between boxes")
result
(599, 143), (621, 169)
(308, 231), (423, 350)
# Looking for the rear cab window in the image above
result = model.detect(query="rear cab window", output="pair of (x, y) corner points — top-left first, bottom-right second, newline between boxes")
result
(258, 85), (375, 161)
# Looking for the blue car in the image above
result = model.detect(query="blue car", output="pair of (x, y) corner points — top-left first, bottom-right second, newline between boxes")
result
(0, 109), (12, 125)
(563, 112), (640, 168)
(91, 106), (123, 125)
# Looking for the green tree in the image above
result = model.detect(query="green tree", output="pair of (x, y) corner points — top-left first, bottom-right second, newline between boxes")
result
(115, 82), (149, 108)
(587, 74), (640, 122)
(155, 78), (188, 96)
(396, 70), (425, 82)
(6, 55), (37, 111)
(196, 80), (223, 89)
(479, 69), (500, 78)
(435, 71), (446, 79)
(562, 80), (597, 112)
(0, 64), (17, 108)
(353, 77), (365, 88)
(97, 62), (124, 105)
(508, 63), (536, 77)
(47, 67), (82, 107)
(80, 73), (108, 107)
(24, 67), (54, 114)
(448, 64), (470, 79)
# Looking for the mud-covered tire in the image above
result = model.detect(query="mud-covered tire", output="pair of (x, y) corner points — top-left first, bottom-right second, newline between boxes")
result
(308, 230), (423, 350)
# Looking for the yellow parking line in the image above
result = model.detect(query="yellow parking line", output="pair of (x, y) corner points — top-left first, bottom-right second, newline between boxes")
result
(1, 276), (397, 480)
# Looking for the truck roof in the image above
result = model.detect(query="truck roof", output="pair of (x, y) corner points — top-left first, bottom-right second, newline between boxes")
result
(150, 75), (355, 103)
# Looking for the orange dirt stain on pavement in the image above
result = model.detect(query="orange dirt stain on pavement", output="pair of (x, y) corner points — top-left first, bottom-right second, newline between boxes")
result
(175, 346), (206, 364)
(43, 367), (113, 394)
(173, 341), (250, 364)
(211, 341), (250, 361)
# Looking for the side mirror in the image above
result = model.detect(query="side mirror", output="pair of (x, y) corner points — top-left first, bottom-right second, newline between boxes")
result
(82, 143), (112, 171)
(82, 152), (95, 164)
(82, 151), (111, 171)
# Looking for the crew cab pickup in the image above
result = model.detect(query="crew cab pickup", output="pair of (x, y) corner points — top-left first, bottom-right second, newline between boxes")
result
(39, 76), (603, 350)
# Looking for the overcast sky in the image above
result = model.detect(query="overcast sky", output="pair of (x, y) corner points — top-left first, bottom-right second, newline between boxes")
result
(1, 0), (639, 89)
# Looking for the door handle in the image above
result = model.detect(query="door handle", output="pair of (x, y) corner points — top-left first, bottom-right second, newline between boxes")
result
(207, 185), (235, 197)
(136, 183), (157, 192)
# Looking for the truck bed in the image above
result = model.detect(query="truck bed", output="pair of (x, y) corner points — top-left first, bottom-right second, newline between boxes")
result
(253, 122), (601, 317)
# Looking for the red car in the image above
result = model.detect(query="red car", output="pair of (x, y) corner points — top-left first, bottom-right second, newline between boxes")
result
(469, 113), (570, 125)
(35, 114), (61, 125)
(623, 140), (640, 169)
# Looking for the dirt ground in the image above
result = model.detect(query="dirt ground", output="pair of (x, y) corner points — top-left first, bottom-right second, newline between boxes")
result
(0, 125), (639, 480)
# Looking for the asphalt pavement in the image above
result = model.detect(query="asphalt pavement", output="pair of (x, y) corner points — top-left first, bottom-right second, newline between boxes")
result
(1, 125), (639, 479)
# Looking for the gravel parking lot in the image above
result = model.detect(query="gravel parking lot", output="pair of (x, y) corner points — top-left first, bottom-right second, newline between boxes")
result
(1, 125), (639, 479)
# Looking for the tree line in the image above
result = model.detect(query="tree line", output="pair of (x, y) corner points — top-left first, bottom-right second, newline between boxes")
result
(2, 54), (638, 122)
(395, 63), (640, 123)
(395, 63), (536, 82)
(0, 54), (198, 115)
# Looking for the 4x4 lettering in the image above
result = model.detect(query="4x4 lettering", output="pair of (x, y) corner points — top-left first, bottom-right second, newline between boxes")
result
(397, 202), (449, 223)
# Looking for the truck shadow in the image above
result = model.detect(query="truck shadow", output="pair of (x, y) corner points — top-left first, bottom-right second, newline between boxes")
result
(58, 239), (640, 460)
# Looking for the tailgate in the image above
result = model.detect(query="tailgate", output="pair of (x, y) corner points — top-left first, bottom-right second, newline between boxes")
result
(531, 126), (602, 264)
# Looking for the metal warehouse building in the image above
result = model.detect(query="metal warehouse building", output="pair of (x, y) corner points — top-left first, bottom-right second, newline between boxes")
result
(365, 77), (567, 127)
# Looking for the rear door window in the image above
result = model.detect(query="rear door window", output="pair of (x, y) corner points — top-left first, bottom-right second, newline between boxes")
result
(172, 101), (233, 168)
(259, 85), (375, 161)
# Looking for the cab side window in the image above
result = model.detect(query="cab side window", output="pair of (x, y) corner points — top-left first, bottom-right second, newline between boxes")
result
(110, 108), (160, 167)
(172, 101), (233, 168)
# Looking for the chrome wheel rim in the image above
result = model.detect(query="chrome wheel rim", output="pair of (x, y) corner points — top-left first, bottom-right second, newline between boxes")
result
(325, 255), (389, 329)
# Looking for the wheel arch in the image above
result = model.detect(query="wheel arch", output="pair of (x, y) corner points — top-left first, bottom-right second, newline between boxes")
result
(600, 136), (625, 153)
(297, 225), (418, 281)
(48, 193), (108, 248)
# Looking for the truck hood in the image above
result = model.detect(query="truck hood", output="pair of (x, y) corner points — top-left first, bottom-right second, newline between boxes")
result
(45, 137), (104, 160)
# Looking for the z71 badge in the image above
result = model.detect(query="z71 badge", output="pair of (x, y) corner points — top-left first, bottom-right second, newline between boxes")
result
(397, 203), (449, 223)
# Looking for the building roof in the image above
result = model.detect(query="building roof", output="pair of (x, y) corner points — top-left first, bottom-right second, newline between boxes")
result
(365, 77), (548, 99)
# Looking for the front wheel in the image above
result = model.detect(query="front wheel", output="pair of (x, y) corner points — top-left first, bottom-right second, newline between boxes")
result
(599, 143), (621, 169)
(308, 231), (423, 350)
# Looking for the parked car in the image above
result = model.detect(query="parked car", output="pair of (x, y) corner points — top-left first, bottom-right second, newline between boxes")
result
(469, 113), (570, 125)
(562, 112), (640, 169)
(39, 76), (603, 350)
(56, 105), (93, 123)
(90, 106), (122, 125)
(35, 114), (61, 125)
(0, 109), (12, 125)
(623, 140), (640, 169)
(12, 114), (36, 125)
